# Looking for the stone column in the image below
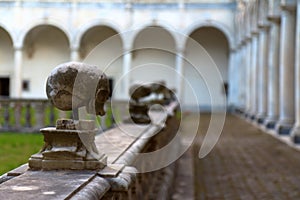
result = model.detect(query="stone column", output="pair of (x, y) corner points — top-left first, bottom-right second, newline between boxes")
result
(240, 43), (247, 110)
(236, 46), (243, 108)
(250, 32), (258, 120)
(245, 38), (252, 117)
(291, 2), (300, 142)
(122, 47), (132, 99)
(256, 25), (270, 124)
(264, 17), (281, 129)
(12, 46), (23, 98)
(227, 49), (236, 107)
(276, 5), (296, 135)
(70, 46), (80, 61)
(175, 48), (184, 101)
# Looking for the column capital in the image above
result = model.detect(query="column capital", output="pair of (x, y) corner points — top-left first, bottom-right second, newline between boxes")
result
(267, 15), (281, 24)
(13, 45), (23, 51)
(242, 36), (252, 45)
(123, 47), (132, 53)
(123, 43), (133, 52)
(230, 48), (237, 53)
(258, 24), (271, 32)
(176, 47), (185, 55)
(280, 4), (296, 12)
(251, 31), (259, 36)
(241, 39), (248, 46)
(236, 42), (245, 50)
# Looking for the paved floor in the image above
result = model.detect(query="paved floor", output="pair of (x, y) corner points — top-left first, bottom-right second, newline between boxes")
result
(173, 114), (300, 200)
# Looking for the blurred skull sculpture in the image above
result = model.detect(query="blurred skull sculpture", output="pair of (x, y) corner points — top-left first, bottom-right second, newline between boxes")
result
(128, 83), (152, 124)
(46, 62), (110, 117)
(29, 62), (110, 170)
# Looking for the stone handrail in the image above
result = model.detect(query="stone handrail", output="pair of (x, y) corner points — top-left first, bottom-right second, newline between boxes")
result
(0, 0), (180, 3)
(0, 101), (180, 199)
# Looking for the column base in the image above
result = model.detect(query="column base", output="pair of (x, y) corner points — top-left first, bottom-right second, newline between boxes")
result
(234, 108), (244, 115)
(250, 114), (256, 121)
(291, 126), (300, 143)
(264, 120), (277, 129)
(255, 113), (266, 124)
(293, 135), (300, 144)
(264, 117), (278, 129)
(256, 117), (265, 124)
(276, 120), (293, 135)
(244, 110), (252, 119)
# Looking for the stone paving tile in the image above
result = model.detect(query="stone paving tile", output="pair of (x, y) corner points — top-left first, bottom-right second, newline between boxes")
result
(171, 147), (194, 200)
(194, 114), (300, 200)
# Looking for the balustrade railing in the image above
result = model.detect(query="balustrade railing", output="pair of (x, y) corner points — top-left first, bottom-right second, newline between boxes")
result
(0, 98), (116, 133)
(0, 101), (180, 199)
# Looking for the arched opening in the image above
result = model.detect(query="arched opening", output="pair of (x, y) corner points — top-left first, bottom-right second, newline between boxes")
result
(80, 26), (123, 98)
(131, 26), (176, 89)
(183, 27), (229, 111)
(0, 27), (14, 97)
(23, 25), (70, 98)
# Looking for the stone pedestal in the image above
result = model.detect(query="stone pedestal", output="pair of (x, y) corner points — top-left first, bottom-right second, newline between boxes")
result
(276, 120), (294, 135)
(291, 126), (300, 143)
(29, 119), (107, 170)
(264, 117), (277, 129)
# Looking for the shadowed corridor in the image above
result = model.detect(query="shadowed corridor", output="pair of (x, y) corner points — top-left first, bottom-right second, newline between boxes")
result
(172, 114), (300, 200)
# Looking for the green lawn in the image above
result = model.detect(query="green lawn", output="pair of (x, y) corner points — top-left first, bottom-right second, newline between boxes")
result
(0, 132), (43, 175)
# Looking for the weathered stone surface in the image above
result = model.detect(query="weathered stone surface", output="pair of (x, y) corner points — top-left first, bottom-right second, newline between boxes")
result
(56, 119), (95, 130)
(105, 166), (137, 191)
(95, 124), (148, 164)
(150, 81), (176, 105)
(1, 102), (180, 200)
(128, 84), (152, 124)
(7, 164), (29, 177)
(46, 61), (110, 116)
(29, 62), (110, 170)
(29, 127), (107, 170)
(129, 84), (152, 103)
(98, 164), (125, 178)
(128, 103), (151, 124)
(70, 175), (110, 200)
(0, 170), (98, 200)
(127, 82), (176, 124)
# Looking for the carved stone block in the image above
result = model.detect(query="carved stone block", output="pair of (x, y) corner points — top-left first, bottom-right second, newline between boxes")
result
(29, 120), (107, 170)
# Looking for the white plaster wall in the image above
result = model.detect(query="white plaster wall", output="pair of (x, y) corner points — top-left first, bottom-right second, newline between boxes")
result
(131, 27), (176, 88)
(0, 29), (14, 82)
(0, 1), (235, 107)
(189, 27), (229, 82)
(22, 26), (70, 98)
(81, 27), (123, 98)
(183, 28), (228, 109)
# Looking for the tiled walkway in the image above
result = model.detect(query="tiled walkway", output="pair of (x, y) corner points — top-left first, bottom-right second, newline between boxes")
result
(173, 114), (300, 199)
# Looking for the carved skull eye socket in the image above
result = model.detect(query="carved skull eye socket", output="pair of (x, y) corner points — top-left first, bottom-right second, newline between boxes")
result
(96, 89), (109, 102)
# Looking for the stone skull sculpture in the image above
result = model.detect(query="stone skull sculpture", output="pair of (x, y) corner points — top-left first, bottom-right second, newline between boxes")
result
(46, 62), (110, 116)
(129, 83), (152, 103)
